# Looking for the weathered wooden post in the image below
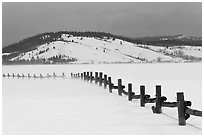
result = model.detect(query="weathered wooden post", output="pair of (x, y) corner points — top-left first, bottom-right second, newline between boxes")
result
(7, 73), (10, 78)
(87, 72), (90, 81)
(83, 72), (86, 81)
(118, 79), (122, 96)
(140, 85), (145, 107)
(22, 74), (25, 78)
(155, 85), (162, 114)
(128, 83), (132, 101)
(104, 74), (107, 89)
(177, 92), (186, 126)
(12, 73), (15, 78)
(108, 77), (112, 93)
(81, 73), (83, 80)
(17, 74), (20, 78)
(99, 72), (103, 86)
(95, 72), (98, 84)
(90, 72), (93, 83)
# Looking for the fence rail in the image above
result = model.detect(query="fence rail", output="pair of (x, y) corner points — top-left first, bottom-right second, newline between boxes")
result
(3, 71), (201, 126)
(71, 71), (202, 126)
(2, 72), (66, 79)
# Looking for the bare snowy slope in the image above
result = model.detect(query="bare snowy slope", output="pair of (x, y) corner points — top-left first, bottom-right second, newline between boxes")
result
(3, 33), (202, 64)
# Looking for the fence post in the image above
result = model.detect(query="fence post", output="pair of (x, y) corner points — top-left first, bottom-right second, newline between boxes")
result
(81, 73), (83, 80)
(108, 77), (112, 93)
(99, 72), (103, 86)
(95, 72), (98, 84)
(155, 85), (162, 114)
(177, 92), (186, 126)
(118, 79), (122, 96)
(83, 72), (86, 81)
(128, 83), (132, 101)
(140, 85), (145, 107)
(87, 72), (90, 81)
(53, 72), (56, 77)
(90, 72), (93, 83)
(104, 74), (107, 89)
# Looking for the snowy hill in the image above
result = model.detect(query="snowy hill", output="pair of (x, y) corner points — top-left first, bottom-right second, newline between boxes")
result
(2, 32), (202, 64)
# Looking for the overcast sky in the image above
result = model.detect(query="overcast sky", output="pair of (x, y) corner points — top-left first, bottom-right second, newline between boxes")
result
(2, 2), (202, 47)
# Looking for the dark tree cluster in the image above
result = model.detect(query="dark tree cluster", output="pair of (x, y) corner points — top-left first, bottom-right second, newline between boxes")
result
(47, 55), (77, 63)
(3, 54), (78, 65)
(145, 40), (202, 47)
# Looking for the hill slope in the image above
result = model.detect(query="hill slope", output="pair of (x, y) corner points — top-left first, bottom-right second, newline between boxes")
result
(2, 32), (202, 64)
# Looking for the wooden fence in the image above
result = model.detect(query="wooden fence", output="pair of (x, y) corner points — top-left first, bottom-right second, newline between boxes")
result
(2, 72), (65, 79)
(71, 71), (202, 126)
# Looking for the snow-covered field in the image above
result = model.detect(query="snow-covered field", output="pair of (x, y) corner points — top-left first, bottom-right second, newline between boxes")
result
(2, 63), (202, 134)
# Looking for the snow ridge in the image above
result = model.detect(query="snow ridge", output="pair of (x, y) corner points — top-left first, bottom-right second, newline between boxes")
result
(6, 34), (202, 64)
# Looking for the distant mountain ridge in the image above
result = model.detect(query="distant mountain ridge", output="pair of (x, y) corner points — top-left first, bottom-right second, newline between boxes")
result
(137, 34), (201, 41)
(2, 31), (202, 64)
(136, 34), (201, 46)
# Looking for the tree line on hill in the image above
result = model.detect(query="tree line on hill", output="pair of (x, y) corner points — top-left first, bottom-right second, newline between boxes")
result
(2, 31), (143, 53)
(3, 54), (77, 65)
(3, 31), (201, 54)
(2, 31), (202, 64)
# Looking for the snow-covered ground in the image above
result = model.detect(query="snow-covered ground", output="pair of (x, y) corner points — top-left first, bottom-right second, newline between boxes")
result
(2, 63), (202, 134)
(140, 45), (202, 58)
